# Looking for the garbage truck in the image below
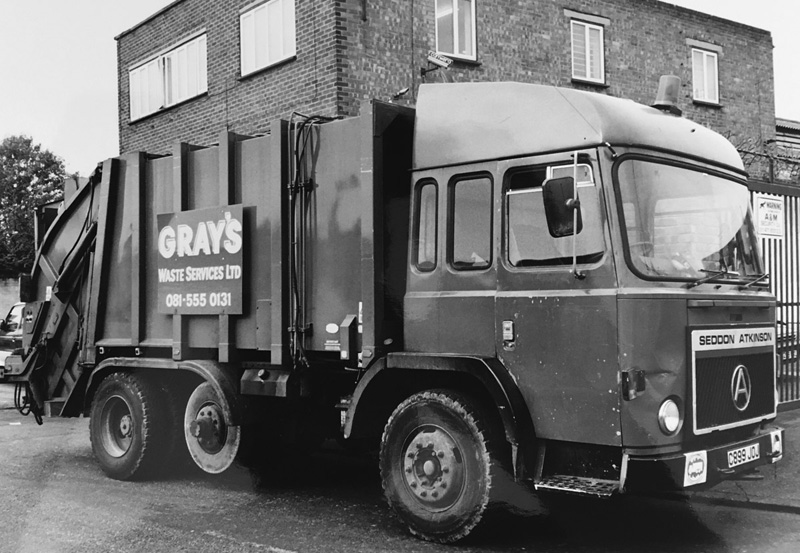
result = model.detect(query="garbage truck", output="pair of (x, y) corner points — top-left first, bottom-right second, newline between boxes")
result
(6, 81), (784, 543)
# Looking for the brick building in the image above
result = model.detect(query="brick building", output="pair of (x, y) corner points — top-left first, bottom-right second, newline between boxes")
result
(116, 0), (775, 158)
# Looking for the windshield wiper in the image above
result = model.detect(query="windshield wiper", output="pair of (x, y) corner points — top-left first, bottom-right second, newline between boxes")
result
(739, 273), (769, 290)
(685, 269), (738, 289)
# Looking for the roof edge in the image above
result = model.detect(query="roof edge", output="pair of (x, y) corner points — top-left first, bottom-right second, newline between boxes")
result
(776, 118), (800, 132)
(115, 0), (187, 41)
(655, 1), (773, 38)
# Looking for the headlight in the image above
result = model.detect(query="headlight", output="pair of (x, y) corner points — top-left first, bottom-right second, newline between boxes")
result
(658, 398), (682, 435)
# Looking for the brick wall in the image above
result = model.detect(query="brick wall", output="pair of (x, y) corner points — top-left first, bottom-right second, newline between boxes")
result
(117, 0), (341, 154)
(118, 0), (775, 158)
(342, 0), (775, 148)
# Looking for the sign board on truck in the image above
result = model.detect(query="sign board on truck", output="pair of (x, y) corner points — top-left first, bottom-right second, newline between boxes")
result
(156, 205), (245, 315)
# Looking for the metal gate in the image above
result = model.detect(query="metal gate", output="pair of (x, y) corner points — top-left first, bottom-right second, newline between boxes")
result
(751, 182), (800, 409)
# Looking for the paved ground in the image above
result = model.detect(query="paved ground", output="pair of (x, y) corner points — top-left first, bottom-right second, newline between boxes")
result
(2, 382), (800, 552)
(686, 407), (800, 513)
(2, 382), (799, 512)
(1, 381), (14, 410)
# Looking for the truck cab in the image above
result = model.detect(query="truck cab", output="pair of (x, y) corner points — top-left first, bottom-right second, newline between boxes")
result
(399, 82), (782, 493)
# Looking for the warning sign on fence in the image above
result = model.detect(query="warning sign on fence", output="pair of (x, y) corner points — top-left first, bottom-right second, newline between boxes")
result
(755, 193), (784, 239)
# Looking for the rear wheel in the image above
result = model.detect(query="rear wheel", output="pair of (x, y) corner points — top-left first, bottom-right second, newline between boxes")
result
(379, 390), (501, 543)
(89, 372), (168, 480)
(184, 381), (241, 474)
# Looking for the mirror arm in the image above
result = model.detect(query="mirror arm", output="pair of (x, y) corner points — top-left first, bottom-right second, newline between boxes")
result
(571, 152), (585, 279)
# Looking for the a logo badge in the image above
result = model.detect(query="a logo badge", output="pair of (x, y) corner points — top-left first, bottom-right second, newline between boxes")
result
(731, 365), (752, 412)
(683, 451), (708, 487)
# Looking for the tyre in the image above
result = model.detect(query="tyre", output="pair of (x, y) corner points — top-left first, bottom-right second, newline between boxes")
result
(89, 372), (170, 480)
(184, 381), (241, 474)
(379, 389), (501, 543)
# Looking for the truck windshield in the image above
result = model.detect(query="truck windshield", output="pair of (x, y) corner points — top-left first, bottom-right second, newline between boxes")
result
(616, 158), (761, 283)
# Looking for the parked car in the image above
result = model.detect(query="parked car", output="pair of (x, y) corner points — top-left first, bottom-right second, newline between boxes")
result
(0, 302), (23, 380)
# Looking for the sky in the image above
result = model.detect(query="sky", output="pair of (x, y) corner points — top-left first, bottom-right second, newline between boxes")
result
(667, 0), (799, 118)
(0, 1), (798, 176)
(0, 1), (175, 176)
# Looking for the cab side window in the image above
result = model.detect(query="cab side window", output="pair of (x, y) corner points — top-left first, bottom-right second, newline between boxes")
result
(414, 180), (438, 271)
(450, 174), (493, 270)
(506, 163), (604, 267)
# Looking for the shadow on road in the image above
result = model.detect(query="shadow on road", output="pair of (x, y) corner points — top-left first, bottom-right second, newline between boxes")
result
(210, 441), (723, 551)
(467, 493), (720, 551)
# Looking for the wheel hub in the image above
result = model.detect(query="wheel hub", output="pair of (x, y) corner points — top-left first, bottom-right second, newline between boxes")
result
(403, 427), (462, 507)
(118, 414), (132, 437)
(99, 395), (134, 458)
(189, 403), (226, 454)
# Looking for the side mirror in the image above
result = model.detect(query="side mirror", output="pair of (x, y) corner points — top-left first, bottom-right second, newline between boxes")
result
(0, 320), (7, 332)
(543, 176), (582, 238)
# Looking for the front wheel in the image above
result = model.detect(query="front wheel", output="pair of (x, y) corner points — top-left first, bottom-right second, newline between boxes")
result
(379, 390), (500, 543)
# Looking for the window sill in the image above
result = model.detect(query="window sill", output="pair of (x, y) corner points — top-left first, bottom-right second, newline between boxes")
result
(433, 51), (480, 66)
(239, 55), (297, 81)
(571, 78), (609, 89)
(449, 57), (481, 67)
(692, 99), (722, 109)
(129, 92), (209, 125)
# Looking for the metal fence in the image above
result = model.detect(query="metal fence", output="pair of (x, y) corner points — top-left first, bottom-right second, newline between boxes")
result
(751, 181), (800, 409)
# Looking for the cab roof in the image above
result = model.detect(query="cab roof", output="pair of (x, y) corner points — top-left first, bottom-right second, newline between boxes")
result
(412, 82), (744, 173)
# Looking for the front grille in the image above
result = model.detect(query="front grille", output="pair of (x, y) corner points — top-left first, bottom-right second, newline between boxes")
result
(691, 327), (776, 435)
(694, 353), (775, 433)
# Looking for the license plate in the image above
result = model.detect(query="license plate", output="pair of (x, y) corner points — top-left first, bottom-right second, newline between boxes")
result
(727, 443), (760, 468)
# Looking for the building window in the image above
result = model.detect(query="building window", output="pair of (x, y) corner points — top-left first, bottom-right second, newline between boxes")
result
(240, 0), (296, 77)
(129, 34), (208, 121)
(435, 0), (476, 61)
(450, 174), (492, 270)
(692, 48), (719, 104)
(571, 20), (604, 84)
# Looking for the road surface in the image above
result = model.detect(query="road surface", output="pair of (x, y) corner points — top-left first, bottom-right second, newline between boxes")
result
(1, 384), (798, 552)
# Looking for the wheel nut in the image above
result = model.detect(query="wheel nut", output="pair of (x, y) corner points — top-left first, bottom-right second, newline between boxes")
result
(410, 482), (417, 488)
(437, 451), (444, 458)
(420, 491), (427, 497)
(432, 492), (438, 498)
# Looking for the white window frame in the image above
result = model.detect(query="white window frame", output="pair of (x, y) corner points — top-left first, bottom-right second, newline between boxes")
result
(570, 20), (605, 84)
(240, 0), (297, 77)
(435, 0), (477, 61)
(129, 33), (208, 122)
(692, 48), (719, 104)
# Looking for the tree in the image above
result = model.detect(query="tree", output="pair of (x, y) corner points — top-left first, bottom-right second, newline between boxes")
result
(0, 136), (65, 276)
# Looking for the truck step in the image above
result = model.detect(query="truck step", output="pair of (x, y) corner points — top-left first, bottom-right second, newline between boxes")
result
(535, 475), (619, 497)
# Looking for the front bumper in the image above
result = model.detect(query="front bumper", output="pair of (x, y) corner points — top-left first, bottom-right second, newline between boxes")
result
(625, 426), (784, 491)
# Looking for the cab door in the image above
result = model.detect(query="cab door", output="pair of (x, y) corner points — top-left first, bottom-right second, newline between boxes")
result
(495, 152), (621, 446)
(405, 163), (497, 356)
